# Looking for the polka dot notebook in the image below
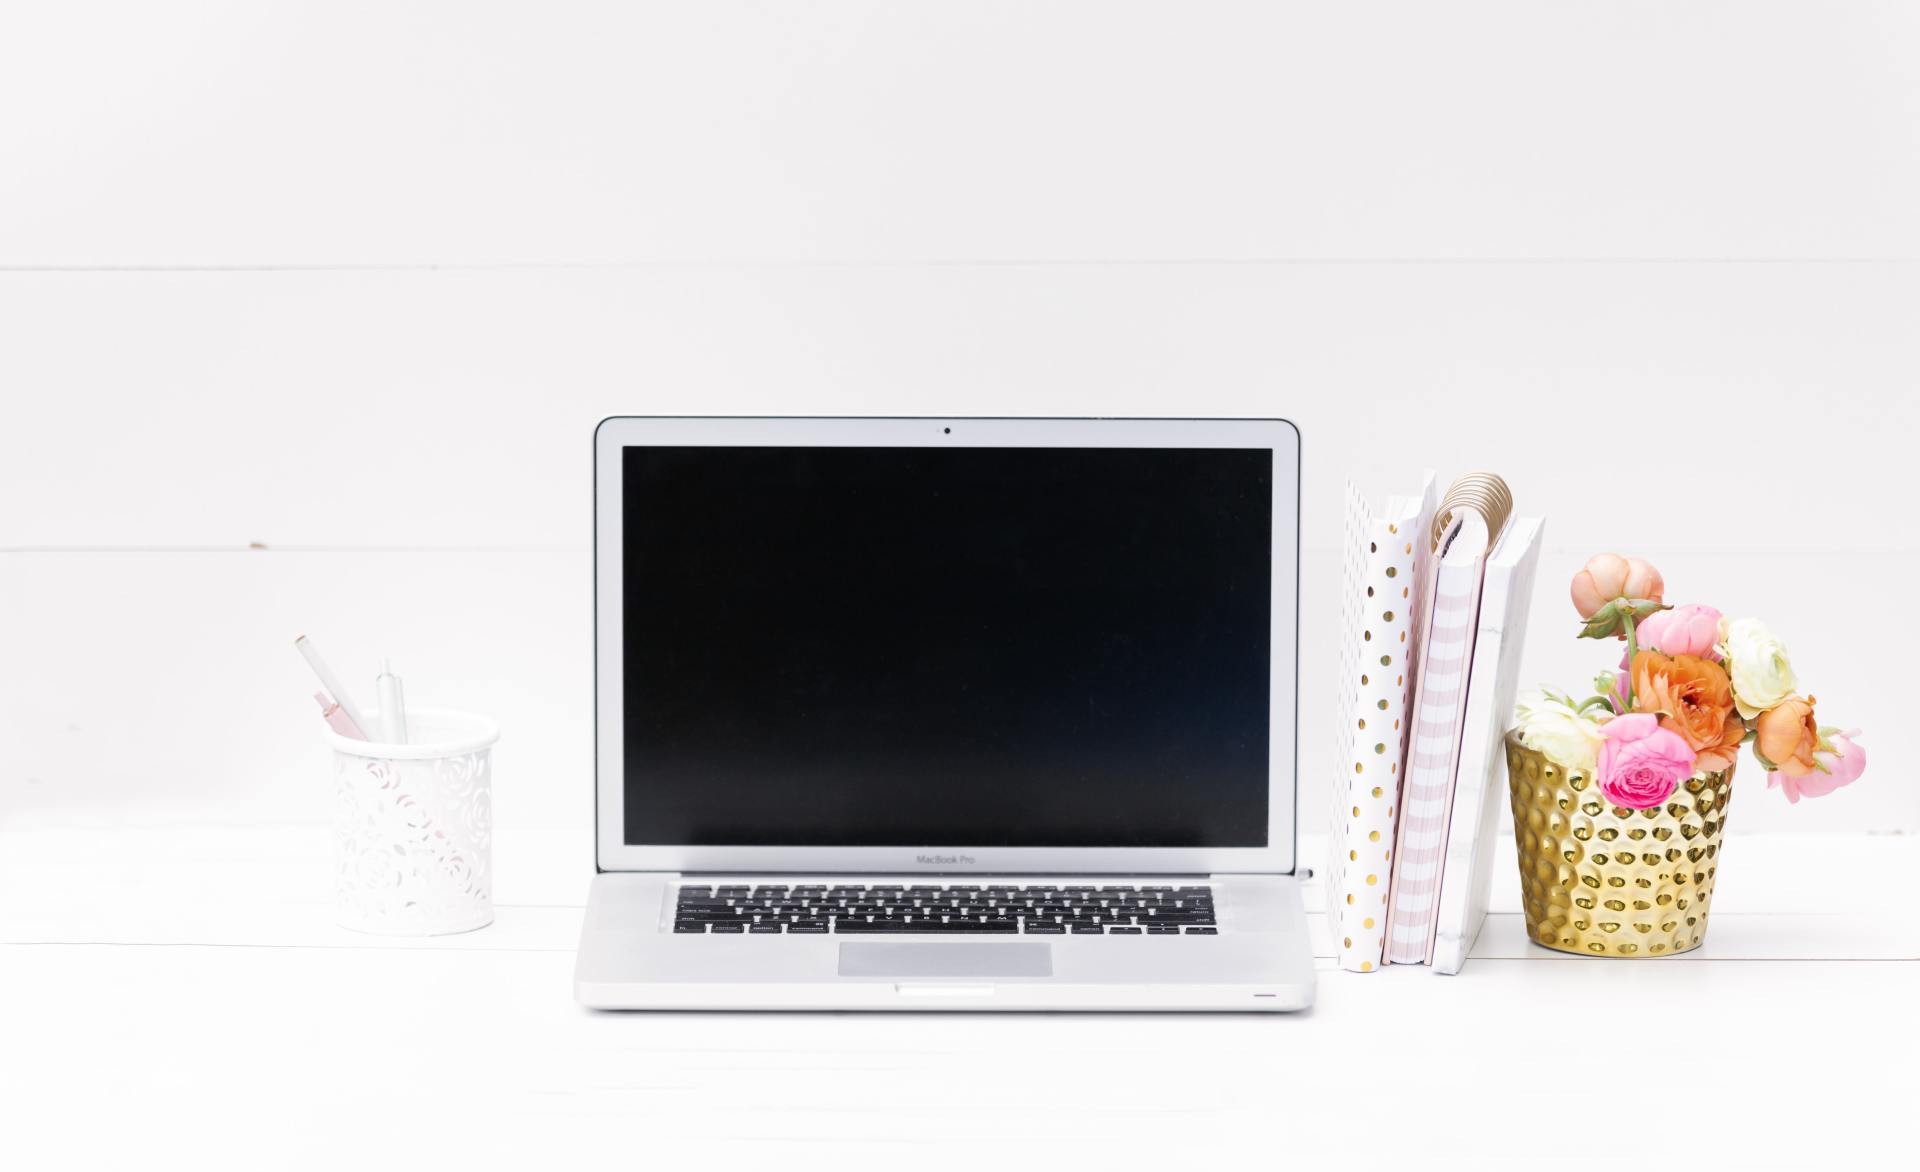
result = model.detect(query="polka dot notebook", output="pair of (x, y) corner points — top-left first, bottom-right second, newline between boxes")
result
(1326, 475), (1437, 973)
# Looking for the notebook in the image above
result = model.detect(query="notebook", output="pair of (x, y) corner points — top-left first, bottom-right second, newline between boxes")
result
(1430, 514), (1543, 973)
(1327, 475), (1438, 973)
(1382, 473), (1513, 966)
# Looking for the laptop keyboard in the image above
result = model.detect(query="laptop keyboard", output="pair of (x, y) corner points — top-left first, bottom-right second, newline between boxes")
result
(672, 883), (1218, 935)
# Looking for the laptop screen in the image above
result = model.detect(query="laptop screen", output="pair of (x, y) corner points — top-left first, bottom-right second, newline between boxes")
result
(620, 445), (1272, 849)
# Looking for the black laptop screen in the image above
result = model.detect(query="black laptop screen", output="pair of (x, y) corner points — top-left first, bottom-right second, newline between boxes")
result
(620, 445), (1272, 848)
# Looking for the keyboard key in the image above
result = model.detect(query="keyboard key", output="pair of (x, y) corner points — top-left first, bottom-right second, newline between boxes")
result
(1107, 926), (1142, 935)
(673, 922), (706, 933)
(748, 923), (783, 934)
(1186, 926), (1218, 935)
(1024, 922), (1066, 934)
(710, 922), (746, 933)
(1146, 926), (1180, 935)
(1070, 923), (1103, 934)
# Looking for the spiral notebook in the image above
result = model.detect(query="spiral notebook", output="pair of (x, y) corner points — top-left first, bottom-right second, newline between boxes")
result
(1326, 474), (1437, 973)
(1383, 473), (1521, 966)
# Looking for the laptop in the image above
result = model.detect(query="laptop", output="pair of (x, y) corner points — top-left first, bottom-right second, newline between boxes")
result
(575, 417), (1315, 1011)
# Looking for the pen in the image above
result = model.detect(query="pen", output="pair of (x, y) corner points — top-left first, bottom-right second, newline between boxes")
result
(294, 635), (371, 736)
(314, 691), (368, 740)
(375, 658), (409, 744)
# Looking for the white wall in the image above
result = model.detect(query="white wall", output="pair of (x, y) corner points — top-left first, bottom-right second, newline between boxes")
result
(4, 3), (1915, 838)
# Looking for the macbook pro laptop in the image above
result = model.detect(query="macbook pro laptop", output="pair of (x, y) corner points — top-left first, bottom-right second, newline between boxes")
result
(575, 417), (1315, 1011)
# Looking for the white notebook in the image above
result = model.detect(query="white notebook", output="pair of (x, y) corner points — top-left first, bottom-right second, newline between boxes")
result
(1383, 473), (1512, 966)
(1326, 475), (1437, 973)
(1431, 514), (1543, 973)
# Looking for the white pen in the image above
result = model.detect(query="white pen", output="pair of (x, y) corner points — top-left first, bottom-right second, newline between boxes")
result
(294, 635), (371, 737)
(375, 658), (409, 744)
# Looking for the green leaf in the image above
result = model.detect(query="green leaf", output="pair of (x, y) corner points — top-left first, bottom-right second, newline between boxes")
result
(1579, 601), (1625, 640)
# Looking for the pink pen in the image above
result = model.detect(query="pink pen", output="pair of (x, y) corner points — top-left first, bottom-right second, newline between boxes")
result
(315, 691), (368, 740)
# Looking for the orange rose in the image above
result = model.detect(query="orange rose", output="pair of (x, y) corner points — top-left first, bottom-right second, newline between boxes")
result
(1755, 696), (1820, 777)
(1631, 651), (1744, 773)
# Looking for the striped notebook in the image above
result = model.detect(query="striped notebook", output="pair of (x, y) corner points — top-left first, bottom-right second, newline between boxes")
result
(1383, 473), (1512, 966)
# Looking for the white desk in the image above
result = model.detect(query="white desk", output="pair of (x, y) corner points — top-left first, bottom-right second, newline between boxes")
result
(3, 826), (1912, 1170)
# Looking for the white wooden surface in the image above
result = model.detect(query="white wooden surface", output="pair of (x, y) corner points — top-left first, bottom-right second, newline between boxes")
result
(2, 271), (1914, 833)
(2, 827), (1913, 1170)
(5, 3), (1918, 265)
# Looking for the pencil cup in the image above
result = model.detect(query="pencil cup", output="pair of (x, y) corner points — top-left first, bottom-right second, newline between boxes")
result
(325, 709), (498, 936)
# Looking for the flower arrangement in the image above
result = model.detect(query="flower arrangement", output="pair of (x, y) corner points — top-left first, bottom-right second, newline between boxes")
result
(1515, 553), (1867, 807)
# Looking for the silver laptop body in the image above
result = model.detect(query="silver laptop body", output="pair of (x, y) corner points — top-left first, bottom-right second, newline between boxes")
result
(575, 417), (1315, 1011)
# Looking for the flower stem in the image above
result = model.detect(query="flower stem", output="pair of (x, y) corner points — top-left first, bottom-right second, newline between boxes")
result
(1621, 602), (1640, 711)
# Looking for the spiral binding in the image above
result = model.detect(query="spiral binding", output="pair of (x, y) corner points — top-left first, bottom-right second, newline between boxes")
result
(1430, 472), (1513, 552)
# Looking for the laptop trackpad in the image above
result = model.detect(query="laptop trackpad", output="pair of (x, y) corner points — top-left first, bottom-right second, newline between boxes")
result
(838, 942), (1053, 979)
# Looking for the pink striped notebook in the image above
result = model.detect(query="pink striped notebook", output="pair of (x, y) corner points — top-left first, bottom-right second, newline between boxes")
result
(1383, 474), (1511, 965)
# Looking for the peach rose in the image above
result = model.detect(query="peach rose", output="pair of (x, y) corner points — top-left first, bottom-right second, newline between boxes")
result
(1755, 696), (1820, 777)
(1773, 729), (1867, 803)
(1570, 553), (1665, 620)
(1631, 650), (1744, 773)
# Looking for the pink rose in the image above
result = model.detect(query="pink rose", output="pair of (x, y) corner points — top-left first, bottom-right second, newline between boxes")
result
(1595, 713), (1696, 809)
(1770, 729), (1867, 804)
(1636, 604), (1723, 661)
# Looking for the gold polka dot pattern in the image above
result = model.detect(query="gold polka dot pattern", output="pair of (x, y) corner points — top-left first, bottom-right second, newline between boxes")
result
(1327, 481), (1434, 971)
(1504, 732), (1732, 957)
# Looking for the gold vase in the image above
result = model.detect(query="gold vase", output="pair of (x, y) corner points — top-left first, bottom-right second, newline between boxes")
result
(1503, 732), (1733, 957)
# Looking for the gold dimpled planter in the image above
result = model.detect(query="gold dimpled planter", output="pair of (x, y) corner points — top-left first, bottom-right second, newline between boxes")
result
(1504, 733), (1733, 957)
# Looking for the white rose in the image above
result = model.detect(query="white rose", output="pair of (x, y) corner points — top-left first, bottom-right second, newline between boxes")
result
(1513, 688), (1607, 775)
(1718, 617), (1797, 719)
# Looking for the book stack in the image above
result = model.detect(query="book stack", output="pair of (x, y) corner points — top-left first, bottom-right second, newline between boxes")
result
(1327, 472), (1543, 974)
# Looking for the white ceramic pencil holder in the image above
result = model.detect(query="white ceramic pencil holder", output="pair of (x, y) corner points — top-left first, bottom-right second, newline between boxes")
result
(324, 709), (498, 936)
